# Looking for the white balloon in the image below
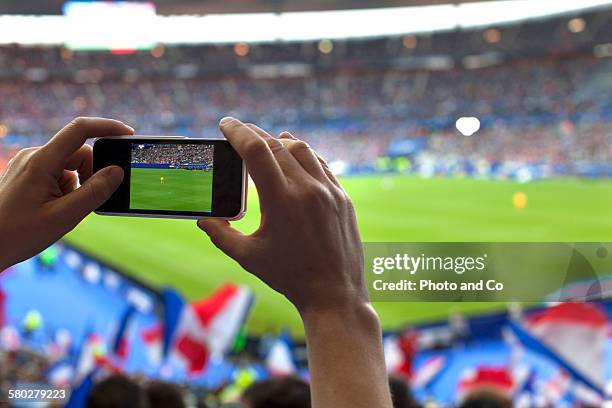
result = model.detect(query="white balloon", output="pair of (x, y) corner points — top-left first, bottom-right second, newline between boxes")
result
(455, 117), (481, 136)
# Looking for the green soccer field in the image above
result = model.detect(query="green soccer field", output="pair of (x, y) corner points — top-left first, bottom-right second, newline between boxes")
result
(66, 176), (612, 335)
(130, 167), (213, 212)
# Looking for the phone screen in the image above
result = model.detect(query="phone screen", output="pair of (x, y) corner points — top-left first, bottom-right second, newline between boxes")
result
(93, 137), (245, 219)
(130, 143), (214, 212)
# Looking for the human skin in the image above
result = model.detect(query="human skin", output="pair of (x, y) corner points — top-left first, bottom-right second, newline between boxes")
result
(198, 117), (393, 408)
(0, 117), (133, 271)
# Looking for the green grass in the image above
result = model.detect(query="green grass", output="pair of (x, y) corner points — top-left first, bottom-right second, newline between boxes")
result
(130, 168), (213, 212)
(66, 176), (612, 335)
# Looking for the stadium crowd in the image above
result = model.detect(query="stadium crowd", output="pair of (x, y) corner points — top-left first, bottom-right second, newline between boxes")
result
(0, 52), (611, 175)
(131, 144), (214, 168)
(1, 346), (506, 408)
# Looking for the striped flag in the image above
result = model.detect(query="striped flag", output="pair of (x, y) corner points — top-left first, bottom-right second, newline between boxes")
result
(111, 305), (135, 359)
(266, 333), (297, 376)
(509, 302), (606, 395)
(160, 283), (254, 374)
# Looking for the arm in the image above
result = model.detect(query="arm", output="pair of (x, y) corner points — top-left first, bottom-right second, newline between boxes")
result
(198, 117), (393, 408)
(0, 117), (134, 271)
(301, 303), (391, 408)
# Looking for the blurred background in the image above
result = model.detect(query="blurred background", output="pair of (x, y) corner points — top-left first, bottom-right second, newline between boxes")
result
(0, 0), (612, 406)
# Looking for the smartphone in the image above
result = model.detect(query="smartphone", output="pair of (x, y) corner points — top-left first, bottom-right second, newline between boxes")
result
(92, 136), (246, 220)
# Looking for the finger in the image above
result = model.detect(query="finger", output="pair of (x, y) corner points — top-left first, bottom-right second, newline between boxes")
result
(246, 124), (306, 179)
(278, 130), (339, 186)
(46, 165), (124, 230)
(314, 151), (341, 188)
(197, 219), (252, 263)
(42, 117), (134, 163)
(64, 145), (93, 184)
(219, 117), (286, 199)
(278, 131), (329, 183)
(279, 131), (297, 141)
(59, 170), (78, 196)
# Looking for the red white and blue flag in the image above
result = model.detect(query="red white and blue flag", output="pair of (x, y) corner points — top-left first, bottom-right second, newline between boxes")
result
(509, 302), (607, 396)
(141, 322), (164, 366)
(157, 283), (254, 374)
(458, 366), (514, 399)
(111, 305), (135, 360)
(411, 355), (447, 389)
(266, 333), (297, 376)
(384, 331), (418, 379)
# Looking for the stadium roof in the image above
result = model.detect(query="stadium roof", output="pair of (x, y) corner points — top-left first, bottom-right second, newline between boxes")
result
(0, 0), (611, 47)
(0, 0), (494, 15)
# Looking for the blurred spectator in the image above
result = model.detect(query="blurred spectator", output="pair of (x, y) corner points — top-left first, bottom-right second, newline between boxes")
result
(240, 376), (311, 408)
(145, 380), (186, 408)
(458, 388), (513, 408)
(87, 374), (149, 408)
(389, 375), (420, 408)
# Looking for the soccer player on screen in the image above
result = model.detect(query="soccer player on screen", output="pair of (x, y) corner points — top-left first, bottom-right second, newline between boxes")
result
(160, 176), (164, 185)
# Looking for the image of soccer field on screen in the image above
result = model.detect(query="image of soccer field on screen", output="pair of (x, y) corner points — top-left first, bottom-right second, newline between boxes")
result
(130, 143), (214, 212)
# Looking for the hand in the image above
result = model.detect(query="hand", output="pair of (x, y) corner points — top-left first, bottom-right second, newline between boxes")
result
(0, 117), (134, 271)
(198, 117), (366, 314)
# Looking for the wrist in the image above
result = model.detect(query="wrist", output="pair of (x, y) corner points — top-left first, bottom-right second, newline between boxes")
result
(299, 298), (381, 335)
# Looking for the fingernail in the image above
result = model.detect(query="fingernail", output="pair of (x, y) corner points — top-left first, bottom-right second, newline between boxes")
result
(124, 124), (135, 133)
(219, 116), (237, 127)
(102, 165), (124, 180)
(279, 131), (295, 140)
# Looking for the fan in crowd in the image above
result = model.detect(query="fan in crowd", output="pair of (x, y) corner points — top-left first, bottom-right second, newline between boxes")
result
(0, 52), (611, 170)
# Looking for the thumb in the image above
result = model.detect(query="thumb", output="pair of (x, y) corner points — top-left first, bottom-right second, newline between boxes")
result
(197, 219), (251, 262)
(52, 165), (124, 225)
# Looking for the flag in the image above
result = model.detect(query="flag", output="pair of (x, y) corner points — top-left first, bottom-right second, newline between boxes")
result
(74, 331), (107, 382)
(162, 283), (254, 374)
(141, 323), (163, 366)
(384, 335), (403, 373)
(46, 361), (74, 389)
(458, 366), (514, 399)
(64, 369), (97, 408)
(111, 305), (135, 359)
(384, 331), (418, 379)
(542, 370), (570, 402)
(411, 355), (446, 389)
(509, 302), (606, 395)
(265, 333), (297, 376)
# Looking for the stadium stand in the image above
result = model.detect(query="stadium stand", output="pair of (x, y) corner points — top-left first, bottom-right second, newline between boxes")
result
(1, 8), (611, 178)
(1, 3), (612, 407)
(3, 244), (612, 406)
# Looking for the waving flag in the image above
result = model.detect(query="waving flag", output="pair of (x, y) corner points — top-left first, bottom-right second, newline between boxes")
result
(509, 302), (606, 395)
(74, 331), (106, 382)
(411, 355), (447, 389)
(266, 333), (297, 376)
(46, 361), (74, 389)
(458, 366), (514, 399)
(111, 305), (135, 359)
(162, 283), (254, 374)
(384, 331), (418, 379)
(65, 369), (97, 408)
(141, 323), (164, 366)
